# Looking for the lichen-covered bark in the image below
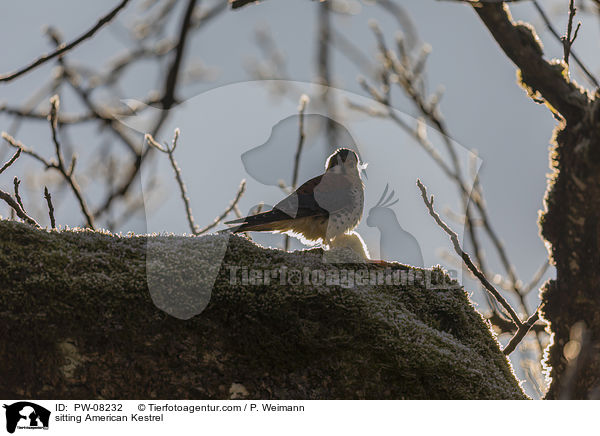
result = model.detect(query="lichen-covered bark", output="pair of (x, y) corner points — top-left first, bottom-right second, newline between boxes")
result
(539, 107), (600, 399)
(0, 220), (525, 399)
(469, 0), (599, 400)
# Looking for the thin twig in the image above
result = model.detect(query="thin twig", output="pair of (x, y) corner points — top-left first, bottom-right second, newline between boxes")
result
(12, 177), (26, 213)
(43, 27), (147, 225)
(0, 189), (39, 227)
(0, 148), (21, 174)
(3, 97), (95, 229)
(0, 104), (97, 124)
(146, 129), (199, 234)
(330, 28), (378, 80)
(375, 0), (418, 50)
(562, 0), (581, 65)
(503, 309), (541, 355)
(197, 180), (247, 235)
(522, 260), (551, 295)
(417, 179), (523, 329)
(59, 67), (140, 156)
(532, 0), (599, 87)
(48, 96), (95, 229)
(2, 132), (54, 168)
(317, 0), (339, 146)
(285, 94), (309, 251)
(44, 186), (56, 229)
(291, 95), (309, 190)
(487, 311), (546, 335)
(0, 0), (131, 83)
(2, 74), (62, 138)
(373, 22), (464, 184)
(420, 177), (541, 354)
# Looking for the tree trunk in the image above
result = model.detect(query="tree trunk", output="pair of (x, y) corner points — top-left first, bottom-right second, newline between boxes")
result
(540, 114), (600, 399)
(471, 3), (600, 398)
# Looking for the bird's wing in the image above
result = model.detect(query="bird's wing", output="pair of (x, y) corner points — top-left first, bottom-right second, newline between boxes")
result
(224, 172), (353, 229)
(277, 172), (353, 218)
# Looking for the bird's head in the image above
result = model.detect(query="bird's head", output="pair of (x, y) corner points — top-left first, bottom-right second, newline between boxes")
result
(325, 148), (367, 176)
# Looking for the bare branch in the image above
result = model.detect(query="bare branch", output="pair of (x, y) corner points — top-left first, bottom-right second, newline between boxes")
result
(4, 97), (95, 229)
(197, 180), (247, 235)
(330, 28), (378, 80)
(0, 104), (97, 125)
(531, 1), (598, 88)
(2, 132), (54, 168)
(317, 0), (339, 146)
(48, 95), (95, 229)
(0, 0), (131, 83)
(421, 176), (543, 354)
(472, 2), (589, 120)
(503, 309), (541, 355)
(562, 0), (581, 66)
(146, 129), (199, 235)
(487, 311), (546, 335)
(161, 0), (198, 109)
(0, 189), (39, 227)
(522, 260), (551, 295)
(145, 133), (168, 153)
(417, 179), (523, 329)
(375, 0), (419, 50)
(285, 94), (310, 251)
(59, 67), (141, 156)
(0, 148), (21, 175)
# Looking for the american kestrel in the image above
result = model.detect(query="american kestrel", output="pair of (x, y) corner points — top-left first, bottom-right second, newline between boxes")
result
(225, 148), (366, 246)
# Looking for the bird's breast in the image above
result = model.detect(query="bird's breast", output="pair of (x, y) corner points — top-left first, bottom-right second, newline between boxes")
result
(326, 177), (364, 239)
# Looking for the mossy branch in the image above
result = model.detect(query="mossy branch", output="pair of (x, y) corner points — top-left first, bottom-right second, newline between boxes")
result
(0, 219), (526, 399)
